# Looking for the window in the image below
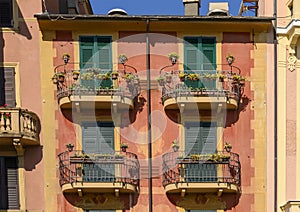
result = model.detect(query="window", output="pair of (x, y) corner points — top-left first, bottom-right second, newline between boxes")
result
(0, 0), (13, 27)
(184, 37), (216, 89)
(82, 122), (114, 154)
(184, 122), (217, 182)
(0, 67), (16, 107)
(185, 122), (217, 155)
(0, 157), (19, 209)
(82, 122), (115, 182)
(79, 36), (112, 70)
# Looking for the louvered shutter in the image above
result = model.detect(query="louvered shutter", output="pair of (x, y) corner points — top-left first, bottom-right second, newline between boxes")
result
(80, 37), (94, 69)
(96, 37), (112, 70)
(184, 122), (201, 155)
(184, 122), (217, 182)
(98, 122), (114, 154)
(0, 0), (13, 27)
(0, 157), (19, 209)
(82, 122), (115, 182)
(200, 122), (217, 154)
(0, 67), (16, 107)
(82, 122), (99, 154)
(5, 158), (19, 209)
(184, 37), (199, 71)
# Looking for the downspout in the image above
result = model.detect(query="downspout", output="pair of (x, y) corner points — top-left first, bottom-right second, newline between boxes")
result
(146, 18), (153, 212)
(273, 0), (278, 211)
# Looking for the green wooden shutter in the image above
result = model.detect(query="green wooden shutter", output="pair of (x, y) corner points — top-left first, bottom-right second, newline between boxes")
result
(0, 67), (16, 107)
(82, 122), (99, 154)
(184, 37), (199, 71)
(98, 122), (114, 154)
(96, 37), (112, 70)
(82, 122), (115, 182)
(184, 122), (217, 182)
(80, 37), (94, 69)
(184, 122), (216, 154)
(201, 38), (216, 70)
(0, 157), (19, 209)
(0, 0), (13, 27)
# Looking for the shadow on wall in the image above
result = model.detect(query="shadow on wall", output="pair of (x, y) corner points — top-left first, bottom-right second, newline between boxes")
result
(24, 146), (43, 171)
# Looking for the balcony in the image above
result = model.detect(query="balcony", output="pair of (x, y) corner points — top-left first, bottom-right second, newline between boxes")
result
(54, 69), (140, 111)
(58, 150), (140, 196)
(0, 108), (40, 146)
(162, 151), (240, 196)
(159, 70), (244, 111)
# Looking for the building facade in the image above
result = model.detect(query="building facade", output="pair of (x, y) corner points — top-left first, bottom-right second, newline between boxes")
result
(275, 0), (300, 211)
(1, 0), (275, 211)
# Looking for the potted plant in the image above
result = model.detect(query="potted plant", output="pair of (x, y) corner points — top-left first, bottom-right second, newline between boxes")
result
(187, 73), (200, 81)
(203, 73), (217, 81)
(168, 52), (179, 65)
(57, 73), (65, 82)
(224, 142), (232, 152)
(111, 71), (119, 80)
(81, 72), (94, 80)
(72, 70), (80, 80)
(124, 73), (134, 82)
(97, 73), (110, 80)
(133, 75), (140, 85)
(66, 143), (74, 152)
(178, 72), (186, 82)
(120, 142), (128, 152)
(156, 76), (165, 86)
(52, 74), (58, 84)
(118, 54), (128, 64)
(165, 73), (172, 83)
(62, 53), (70, 64)
(226, 53), (235, 66)
(239, 76), (246, 86)
(217, 73), (227, 82)
(172, 140), (179, 152)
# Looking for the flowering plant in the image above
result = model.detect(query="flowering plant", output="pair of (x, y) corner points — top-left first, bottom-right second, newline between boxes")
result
(0, 104), (11, 121)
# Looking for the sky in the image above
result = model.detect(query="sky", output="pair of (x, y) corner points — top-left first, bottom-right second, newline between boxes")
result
(90, 0), (246, 16)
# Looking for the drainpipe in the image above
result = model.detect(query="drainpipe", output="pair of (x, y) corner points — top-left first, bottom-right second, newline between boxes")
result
(273, 0), (278, 211)
(146, 18), (153, 212)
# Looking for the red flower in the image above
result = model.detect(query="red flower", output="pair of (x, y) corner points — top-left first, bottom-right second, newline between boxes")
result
(3, 104), (7, 107)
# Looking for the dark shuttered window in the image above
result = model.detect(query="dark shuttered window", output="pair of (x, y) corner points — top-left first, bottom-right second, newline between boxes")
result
(0, 0), (13, 27)
(184, 122), (217, 182)
(0, 67), (16, 107)
(0, 157), (19, 209)
(82, 122), (115, 182)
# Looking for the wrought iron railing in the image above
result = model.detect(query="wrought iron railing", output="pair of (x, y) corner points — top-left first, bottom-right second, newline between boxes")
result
(54, 69), (140, 101)
(0, 108), (40, 141)
(162, 151), (240, 188)
(159, 70), (245, 103)
(58, 150), (140, 187)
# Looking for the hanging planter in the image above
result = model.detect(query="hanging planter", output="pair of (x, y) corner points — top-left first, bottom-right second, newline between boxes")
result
(57, 73), (65, 83)
(172, 140), (179, 152)
(178, 73), (186, 82)
(111, 71), (119, 80)
(120, 142), (128, 152)
(165, 74), (172, 83)
(72, 71), (80, 80)
(118, 54), (128, 64)
(168, 52), (179, 65)
(52, 74), (58, 84)
(62, 53), (70, 64)
(224, 142), (232, 153)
